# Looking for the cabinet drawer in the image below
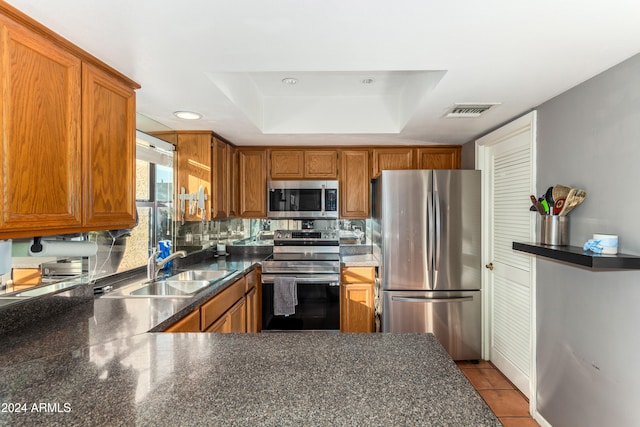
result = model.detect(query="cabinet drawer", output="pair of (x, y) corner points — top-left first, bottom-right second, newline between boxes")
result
(200, 278), (245, 330)
(341, 267), (375, 284)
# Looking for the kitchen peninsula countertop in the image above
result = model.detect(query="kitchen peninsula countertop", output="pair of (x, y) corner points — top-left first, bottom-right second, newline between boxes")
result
(0, 255), (499, 426)
(340, 253), (378, 267)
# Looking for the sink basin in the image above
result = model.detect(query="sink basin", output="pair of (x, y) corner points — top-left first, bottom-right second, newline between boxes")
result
(129, 280), (211, 297)
(168, 269), (234, 282)
(100, 269), (237, 298)
(0, 297), (27, 307)
(14, 281), (81, 297)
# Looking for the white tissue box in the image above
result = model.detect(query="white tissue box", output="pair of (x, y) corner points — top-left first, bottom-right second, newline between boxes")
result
(593, 233), (618, 255)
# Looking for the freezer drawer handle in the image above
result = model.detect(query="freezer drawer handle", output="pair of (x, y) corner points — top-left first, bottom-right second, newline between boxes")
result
(391, 296), (474, 303)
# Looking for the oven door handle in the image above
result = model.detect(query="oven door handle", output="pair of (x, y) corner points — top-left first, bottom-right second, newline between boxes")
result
(391, 296), (473, 303)
(261, 275), (340, 285)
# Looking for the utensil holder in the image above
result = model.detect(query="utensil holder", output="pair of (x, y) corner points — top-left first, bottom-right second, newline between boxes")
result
(540, 216), (569, 246)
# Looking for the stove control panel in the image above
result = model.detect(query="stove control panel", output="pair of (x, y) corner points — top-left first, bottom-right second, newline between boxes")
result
(274, 229), (338, 241)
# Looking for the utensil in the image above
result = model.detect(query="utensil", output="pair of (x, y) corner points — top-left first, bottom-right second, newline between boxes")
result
(540, 199), (550, 214)
(559, 189), (586, 216)
(530, 195), (546, 215)
(552, 185), (571, 204)
(558, 188), (575, 216)
(553, 198), (566, 215)
(545, 186), (554, 213)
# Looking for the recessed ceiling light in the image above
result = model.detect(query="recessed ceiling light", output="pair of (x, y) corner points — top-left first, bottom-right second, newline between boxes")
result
(173, 111), (202, 120)
(361, 78), (375, 85)
(281, 77), (298, 85)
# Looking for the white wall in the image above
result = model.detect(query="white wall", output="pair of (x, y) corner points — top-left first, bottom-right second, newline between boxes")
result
(535, 53), (640, 427)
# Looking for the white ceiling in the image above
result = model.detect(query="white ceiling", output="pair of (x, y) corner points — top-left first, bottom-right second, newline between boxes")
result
(7, 0), (640, 146)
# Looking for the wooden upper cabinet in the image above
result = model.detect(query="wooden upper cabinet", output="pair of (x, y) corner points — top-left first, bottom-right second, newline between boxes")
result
(0, 8), (139, 238)
(339, 150), (370, 219)
(175, 132), (212, 221)
(228, 144), (238, 217)
(82, 63), (136, 229)
(238, 149), (267, 217)
(0, 16), (82, 232)
(304, 150), (338, 179)
(211, 137), (229, 219)
(372, 148), (415, 178)
(416, 146), (461, 169)
(270, 149), (338, 180)
(270, 150), (303, 179)
(149, 131), (177, 145)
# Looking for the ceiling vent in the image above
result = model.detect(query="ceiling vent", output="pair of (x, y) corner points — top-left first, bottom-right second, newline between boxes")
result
(446, 103), (499, 118)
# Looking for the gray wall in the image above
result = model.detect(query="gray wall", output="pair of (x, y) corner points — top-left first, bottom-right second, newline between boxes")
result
(535, 53), (640, 427)
(461, 140), (476, 169)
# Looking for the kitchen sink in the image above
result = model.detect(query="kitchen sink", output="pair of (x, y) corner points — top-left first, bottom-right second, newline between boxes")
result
(129, 280), (211, 297)
(167, 269), (234, 282)
(14, 281), (82, 297)
(99, 268), (237, 298)
(0, 297), (28, 307)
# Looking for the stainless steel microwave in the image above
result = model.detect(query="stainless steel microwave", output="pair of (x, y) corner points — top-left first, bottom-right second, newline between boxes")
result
(267, 180), (339, 219)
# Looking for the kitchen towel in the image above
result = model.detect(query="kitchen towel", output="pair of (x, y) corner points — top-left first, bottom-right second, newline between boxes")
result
(273, 276), (298, 316)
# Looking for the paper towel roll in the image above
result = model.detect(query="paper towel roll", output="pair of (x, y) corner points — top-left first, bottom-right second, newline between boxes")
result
(29, 240), (98, 257)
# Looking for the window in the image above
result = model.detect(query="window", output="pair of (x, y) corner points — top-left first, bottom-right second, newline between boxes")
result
(91, 132), (174, 277)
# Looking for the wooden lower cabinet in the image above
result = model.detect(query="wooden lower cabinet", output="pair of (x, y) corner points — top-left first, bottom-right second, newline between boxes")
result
(205, 298), (246, 333)
(245, 287), (258, 333)
(163, 267), (261, 334)
(164, 308), (200, 332)
(245, 267), (261, 332)
(340, 267), (376, 333)
(200, 276), (246, 331)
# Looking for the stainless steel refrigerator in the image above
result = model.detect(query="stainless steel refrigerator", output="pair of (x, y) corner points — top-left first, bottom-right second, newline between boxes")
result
(372, 169), (482, 360)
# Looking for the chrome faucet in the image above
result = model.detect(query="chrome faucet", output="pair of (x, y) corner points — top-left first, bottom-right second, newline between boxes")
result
(147, 249), (187, 281)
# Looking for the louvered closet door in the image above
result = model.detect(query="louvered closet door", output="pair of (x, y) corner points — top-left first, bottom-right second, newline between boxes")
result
(480, 112), (536, 399)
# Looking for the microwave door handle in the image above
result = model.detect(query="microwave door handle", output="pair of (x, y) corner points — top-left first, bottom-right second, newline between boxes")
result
(321, 184), (326, 216)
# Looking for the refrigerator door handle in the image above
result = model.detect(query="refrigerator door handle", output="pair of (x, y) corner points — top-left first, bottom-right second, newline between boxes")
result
(391, 296), (474, 303)
(434, 190), (441, 272)
(427, 191), (434, 277)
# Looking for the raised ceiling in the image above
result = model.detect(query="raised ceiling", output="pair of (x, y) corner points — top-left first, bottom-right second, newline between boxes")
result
(6, 0), (640, 146)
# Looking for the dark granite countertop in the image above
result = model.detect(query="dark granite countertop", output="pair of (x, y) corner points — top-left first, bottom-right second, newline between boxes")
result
(0, 254), (500, 426)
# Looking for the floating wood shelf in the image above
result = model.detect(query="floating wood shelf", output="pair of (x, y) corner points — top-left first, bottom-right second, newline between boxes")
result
(513, 242), (640, 270)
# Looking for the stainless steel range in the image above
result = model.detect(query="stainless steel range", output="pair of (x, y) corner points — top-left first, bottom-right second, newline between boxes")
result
(261, 229), (340, 330)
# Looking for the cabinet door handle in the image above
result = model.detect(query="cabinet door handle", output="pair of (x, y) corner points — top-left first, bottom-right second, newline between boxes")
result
(485, 262), (494, 271)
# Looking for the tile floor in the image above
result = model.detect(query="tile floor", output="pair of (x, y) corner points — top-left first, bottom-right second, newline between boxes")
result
(456, 360), (540, 427)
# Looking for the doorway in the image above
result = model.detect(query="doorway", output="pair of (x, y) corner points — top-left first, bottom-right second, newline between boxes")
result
(476, 111), (537, 406)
